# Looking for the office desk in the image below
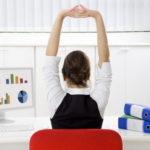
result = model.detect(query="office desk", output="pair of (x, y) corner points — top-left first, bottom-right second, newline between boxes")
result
(102, 117), (150, 150)
(0, 116), (150, 150)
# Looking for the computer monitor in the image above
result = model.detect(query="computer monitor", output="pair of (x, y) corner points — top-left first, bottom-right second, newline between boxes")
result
(0, 68), (33, 123)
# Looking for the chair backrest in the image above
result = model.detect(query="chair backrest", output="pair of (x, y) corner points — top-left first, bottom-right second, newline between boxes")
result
(30, 129), (122, 150)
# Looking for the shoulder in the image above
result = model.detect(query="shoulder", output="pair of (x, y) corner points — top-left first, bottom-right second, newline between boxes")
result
(96, 62), (112, 76)
(43, 55), (61, 68)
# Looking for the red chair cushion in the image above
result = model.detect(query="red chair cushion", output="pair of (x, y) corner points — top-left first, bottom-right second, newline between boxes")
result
(30, 129), (122, 150)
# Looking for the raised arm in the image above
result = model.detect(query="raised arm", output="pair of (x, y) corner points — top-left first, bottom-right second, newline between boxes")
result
(45, 12), (64, 56)
(46, 5), (82, 56)
(95, 13), (110, 68)
(78, 5), (109, 67)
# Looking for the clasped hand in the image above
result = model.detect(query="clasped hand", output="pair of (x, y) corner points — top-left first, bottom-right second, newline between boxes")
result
(59, 4), (100, 19)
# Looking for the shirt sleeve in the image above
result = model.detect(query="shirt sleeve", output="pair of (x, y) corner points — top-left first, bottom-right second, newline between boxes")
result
(42, 55), (67, 118)
(90, 62), (112, 118)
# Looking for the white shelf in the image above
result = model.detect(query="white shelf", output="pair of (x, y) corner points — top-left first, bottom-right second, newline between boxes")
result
(0, 32), (150, 47)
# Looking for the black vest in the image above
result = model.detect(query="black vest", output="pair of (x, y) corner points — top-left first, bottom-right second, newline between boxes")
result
(51, 93), (103, 129)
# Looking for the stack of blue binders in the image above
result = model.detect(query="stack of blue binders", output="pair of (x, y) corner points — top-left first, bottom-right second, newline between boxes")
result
(118, 103), (150, 133)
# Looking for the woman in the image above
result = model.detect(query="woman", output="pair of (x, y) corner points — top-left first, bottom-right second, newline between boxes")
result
(42, 5), (112, 129)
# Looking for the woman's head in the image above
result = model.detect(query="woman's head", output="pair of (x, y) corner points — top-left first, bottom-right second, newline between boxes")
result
(62, 50), (90, 88)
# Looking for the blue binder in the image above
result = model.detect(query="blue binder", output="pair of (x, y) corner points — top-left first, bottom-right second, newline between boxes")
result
(124, 103), (150, 122)
(118, 115), (150, 134)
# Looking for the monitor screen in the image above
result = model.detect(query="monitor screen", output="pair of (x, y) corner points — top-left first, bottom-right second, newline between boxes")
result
(0, 68), (33, 110)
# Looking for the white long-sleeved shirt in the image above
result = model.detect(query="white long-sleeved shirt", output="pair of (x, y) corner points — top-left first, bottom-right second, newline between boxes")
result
(42, 55), (112, 119)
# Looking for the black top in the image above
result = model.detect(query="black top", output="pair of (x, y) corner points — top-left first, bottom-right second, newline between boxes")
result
(51, 93), (103, 129)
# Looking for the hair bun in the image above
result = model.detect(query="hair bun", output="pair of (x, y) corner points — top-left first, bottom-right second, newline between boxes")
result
(69, 71), (87, 85)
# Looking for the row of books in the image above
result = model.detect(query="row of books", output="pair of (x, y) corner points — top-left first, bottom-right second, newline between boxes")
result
(118, 103), (150, 134)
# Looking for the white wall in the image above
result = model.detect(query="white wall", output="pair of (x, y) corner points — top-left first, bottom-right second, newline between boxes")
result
(0, 32), (150, 117)
(0, 0), (150, 32)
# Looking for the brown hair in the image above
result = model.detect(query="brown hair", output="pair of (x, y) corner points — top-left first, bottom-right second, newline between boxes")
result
(62, 50), (90, 87)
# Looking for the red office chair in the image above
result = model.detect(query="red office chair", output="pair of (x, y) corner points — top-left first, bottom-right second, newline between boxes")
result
(30, 129), (122, 150)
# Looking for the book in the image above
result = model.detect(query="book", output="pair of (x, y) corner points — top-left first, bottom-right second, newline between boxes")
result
(118, 115), (150, 134)
(124, 103), (150, 122)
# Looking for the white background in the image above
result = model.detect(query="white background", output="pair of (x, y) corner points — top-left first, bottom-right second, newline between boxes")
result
(0, 0), (150, 32)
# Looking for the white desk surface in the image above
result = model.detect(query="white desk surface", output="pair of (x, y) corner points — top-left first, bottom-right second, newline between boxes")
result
(0, 116), (150, 143)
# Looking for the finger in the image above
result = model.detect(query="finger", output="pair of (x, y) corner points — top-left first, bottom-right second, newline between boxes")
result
(70, 5), (78, 12)
(79, 5), (86, 14)
(74, 5), (81, 11)
(79, 4), (86, 10)
(78, 9), (86, 14)
(70, 7), (76, 12)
